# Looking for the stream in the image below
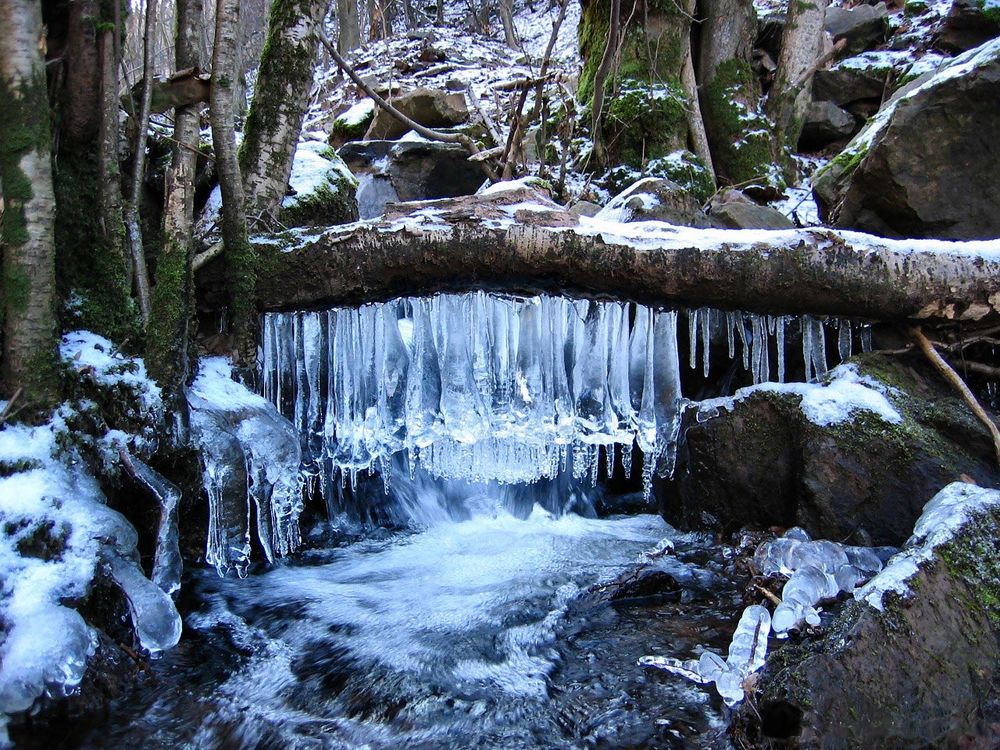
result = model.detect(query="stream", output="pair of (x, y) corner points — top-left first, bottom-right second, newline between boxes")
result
(64, 473), (742, 750)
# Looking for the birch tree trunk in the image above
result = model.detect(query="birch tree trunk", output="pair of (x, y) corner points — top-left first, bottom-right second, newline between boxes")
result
(0, 0), (59, 405)
(238, 0), (332, 226)
(768, 0), (829, 160)
(148, 0), (203, 437)
(211, 0), (258, 368)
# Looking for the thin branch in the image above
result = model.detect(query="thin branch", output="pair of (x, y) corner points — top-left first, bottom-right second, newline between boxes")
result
(0, 389), (24, 426)
(910, 325), (1000, 467)
(318, 30), (499, 182)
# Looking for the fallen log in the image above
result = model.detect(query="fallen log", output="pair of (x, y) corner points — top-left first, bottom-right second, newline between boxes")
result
(249, 185), (1000, 323)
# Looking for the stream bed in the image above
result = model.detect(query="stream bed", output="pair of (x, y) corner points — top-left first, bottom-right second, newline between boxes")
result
(67, 499), (741, 750)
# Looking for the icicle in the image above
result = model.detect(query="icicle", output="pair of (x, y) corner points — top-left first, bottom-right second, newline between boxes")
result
(104, 552), (182, 653)
(622, 441), (633, 479)
(121, 453), (182, 596)
(809, 317), (828, 378)
(776, 316), (786, 384)
(736, 314), (750, 372)
(802, 316), (814, 383)
(688, 308), (698, 369)
(700, 308), (712, 378)
(838, 320), (853, 362)
(861, 323), (873, 352)
(726, 311), (737, 360)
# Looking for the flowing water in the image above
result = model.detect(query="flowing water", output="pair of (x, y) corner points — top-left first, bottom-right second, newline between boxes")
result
(64, 469), (741, 750)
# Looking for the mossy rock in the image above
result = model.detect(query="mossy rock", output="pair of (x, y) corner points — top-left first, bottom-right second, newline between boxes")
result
(602, 149), (714, 203)
(279, 142), (360, 227)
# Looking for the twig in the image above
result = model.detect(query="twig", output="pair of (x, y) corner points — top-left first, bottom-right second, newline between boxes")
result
(910, 325), (1000, 467)
(467, 87), (503, 147)
(317, 30), (498, 183)
(753, 583), (783, 606)
(0, 389), (24, 426)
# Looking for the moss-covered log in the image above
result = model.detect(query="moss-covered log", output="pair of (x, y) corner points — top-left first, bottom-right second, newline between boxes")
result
(246, 189), (1000, 324)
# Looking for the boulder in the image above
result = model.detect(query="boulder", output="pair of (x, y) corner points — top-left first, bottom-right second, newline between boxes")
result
(596, 178), (715, 227)
(936, 0), (1000, 53)
(813, 37), (1000, 239)
(824, 3), (889, 55)
(812, 66), (886, 107)
(732, 483), (1000, 749)
(279, 140), (359, 227)
(798, 100), (858, 150)
(364, 87), (469, 140)
(709, 201), (795, 229)
(662, 354), (1000, 546)
(338, 138), (485, 208)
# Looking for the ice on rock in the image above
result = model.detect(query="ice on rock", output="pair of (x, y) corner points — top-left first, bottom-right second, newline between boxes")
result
(125, 454), (182, 595)
(104, 553), (182, 653)
(188, 358), (305, 576)
(640, 605), (771, 707)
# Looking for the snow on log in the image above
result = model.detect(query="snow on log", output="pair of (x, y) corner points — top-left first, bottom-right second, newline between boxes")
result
(251, 184), (1000, 322)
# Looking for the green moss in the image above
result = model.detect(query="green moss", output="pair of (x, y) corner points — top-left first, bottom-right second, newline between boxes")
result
(601, 79), (688, 166)
(702, 59), (777, 188)
(644, 151), (715, 202)
(904, 0), (928, 15)
(53, 151), (140, 344)
(330, 105), (374, 141)
(976, 0), (1000, 23)
(940, 510), (1000, 627)
(146, 234), (193, 408)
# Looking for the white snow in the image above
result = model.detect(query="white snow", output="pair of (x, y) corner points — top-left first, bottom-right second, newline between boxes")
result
(282, 140), (358, 210)
(61, 331), (162, 417)
(698, 363), (902, 427)
(855, 483), (1000, 611)
(336, 98), (375, 128)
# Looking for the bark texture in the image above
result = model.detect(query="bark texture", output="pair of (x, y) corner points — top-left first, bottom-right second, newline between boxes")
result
(248, 190), (1000, 324)
(148, 0), (203, 437)
(337, 0), (361, 51)
(239, 0), (331, 225)
(768, 0), (830, 158)
(0, 0), (59, 404)
(211, 0), (257, 366)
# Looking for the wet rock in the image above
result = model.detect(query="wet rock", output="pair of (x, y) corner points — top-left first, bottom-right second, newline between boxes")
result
(814, 38), (1000, 239)
(662, 354), (1000, 546)
(825, 3), (889, 55)
(596, 178), (715, 227)
(364, 87), (469, 140)
(798, 101), (858, 150)
(732, 484), (1000, 749)
(936, 0), (1000, 53)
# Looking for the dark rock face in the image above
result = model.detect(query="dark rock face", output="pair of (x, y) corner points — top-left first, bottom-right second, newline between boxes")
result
(661, 354), (999, 546)
(338, 139), (485, 206)
(818, 40), (1000, 239)
(732, 490), (1000, 749)
(364, 87), (469, 140)
(936, 0), (1000, 52)
(798, 101), (858, 151)
(824, 3), (889, 55)
(812, 67), (886, 108)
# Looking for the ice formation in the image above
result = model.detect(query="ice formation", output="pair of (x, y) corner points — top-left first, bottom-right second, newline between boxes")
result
(753, 527), (886, 635)
(0, 411), (181, 740)
(261, 293), (866, 501)
(188, 357), (305, 577)
(639, 604), (772, 706)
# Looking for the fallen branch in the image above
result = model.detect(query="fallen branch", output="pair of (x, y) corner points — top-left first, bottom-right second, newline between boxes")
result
(0, 389), (23, 426)
(910, 325), (1000, 467)
(317, 30), (499, 183)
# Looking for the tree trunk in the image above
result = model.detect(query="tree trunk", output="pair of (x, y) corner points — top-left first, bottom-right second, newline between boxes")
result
(337, 0), (361, 52)
(498, 0), (519, 48)
(588, 0), (620, 168)
(211, 0), (258, 368)
(124, 0), (158, 326)
(768, 0), (829, 162)
(0, 0), (59, 406)
(246, 191), (1000, 325)
(238, 0), (331, 226)
(148, 0), (203, 439)
(697, 0), (774, 188)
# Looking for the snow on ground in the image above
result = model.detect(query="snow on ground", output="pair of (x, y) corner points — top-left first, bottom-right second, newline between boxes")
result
(696, 363), (903, 428)
(0, 334), (180, 745)
(855, 483), (1000, 611)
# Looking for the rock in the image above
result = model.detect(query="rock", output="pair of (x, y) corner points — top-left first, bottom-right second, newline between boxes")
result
(756, 13), (786, 63)
(812, 66), (887, 106)
(328, 99), (376, 148)
(603, 149), (716, 204)
(798, 100), (858, 150)
(338, 138), (485, 206)
(279, 141), (359, 227)
(824, 3), (889, 55)
(569, 200), (602, 217)
(936, 0), (1000, 53)
(814, 38), (1000, 239)
(732, 483), (1000, 748)
(709, 201), (795, 229)
(596, 177), (715, 227)
(364, 87), (469, 140)
(662, 354), (1000, 546)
